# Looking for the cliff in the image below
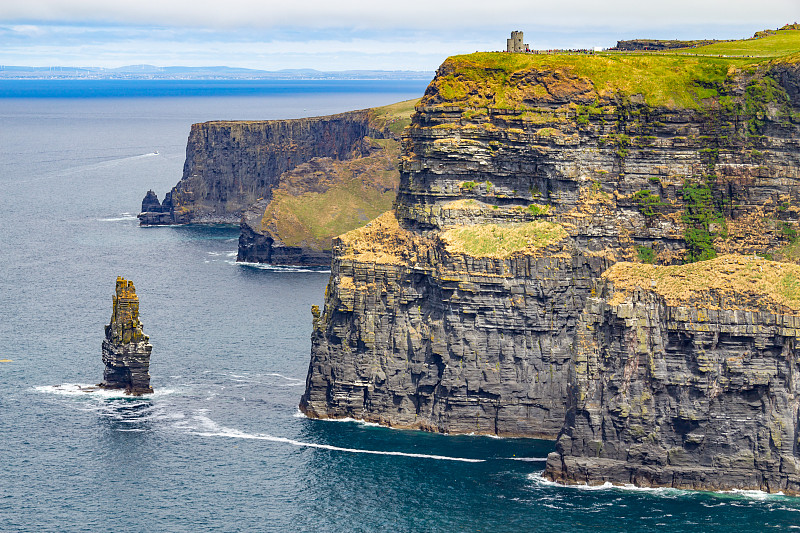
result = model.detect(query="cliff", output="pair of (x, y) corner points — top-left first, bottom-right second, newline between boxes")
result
(100, 277), (153, 395)
(544, 256), (800, 495)
(301, 26), (800, 460)
(140, 100), (417, 266)
(138, 109), (385, 225)
(237, 136), (400, 267)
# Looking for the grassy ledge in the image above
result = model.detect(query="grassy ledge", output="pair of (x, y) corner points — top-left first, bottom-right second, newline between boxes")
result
(440, 221), (567, 258)
(368, 98), (421, 135)
(604, 254), (800, 312)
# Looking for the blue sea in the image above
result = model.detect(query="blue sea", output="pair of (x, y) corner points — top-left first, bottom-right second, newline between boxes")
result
(0, 79), (798, 532)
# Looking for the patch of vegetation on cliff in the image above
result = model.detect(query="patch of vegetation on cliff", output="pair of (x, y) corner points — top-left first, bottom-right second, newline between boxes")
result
(631, 190), (666, 217)
(441, 221), (567, 258)
(338, 211), (426, 264)
(424, 29), (800, 110)
(605, 254), (800, 313)
(368, 98), (420, 135)
(681, 181), (727, 263)
(260, 138), (399, 250)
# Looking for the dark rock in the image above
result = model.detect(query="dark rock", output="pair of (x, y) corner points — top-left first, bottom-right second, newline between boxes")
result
(140, 189), (162, 212)
(99, 277), (153, 396)
(544, 260), (800, 495)
(139, 110), (386, 226)
(301, 49), (800, 457)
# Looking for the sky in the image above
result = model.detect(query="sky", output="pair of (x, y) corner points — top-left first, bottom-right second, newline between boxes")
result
(0, 1), (798, 71)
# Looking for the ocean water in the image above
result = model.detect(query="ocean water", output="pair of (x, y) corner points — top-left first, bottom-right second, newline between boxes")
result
(0, 80), (798, 532)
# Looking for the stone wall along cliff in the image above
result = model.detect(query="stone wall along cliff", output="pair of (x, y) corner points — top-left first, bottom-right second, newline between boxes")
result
(302, 30), (800, 443)
(544, 256), (800, 495)
(100, 277), (153, 396)
(139, 109), (385, 225)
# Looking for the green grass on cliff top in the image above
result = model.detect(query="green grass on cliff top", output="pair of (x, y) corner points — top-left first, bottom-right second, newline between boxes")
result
(676, 28), (800, 58)
(368, 98), (420, 135)
(432, 29), (800, 110)
(441, 221), (567, 258)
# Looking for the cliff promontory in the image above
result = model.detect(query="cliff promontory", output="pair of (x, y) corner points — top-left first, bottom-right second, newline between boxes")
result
(301, 27), (800, 490)
(140, 100), (416, 267)
(544, 256), (800, 494)
(139, 109), (385, 225)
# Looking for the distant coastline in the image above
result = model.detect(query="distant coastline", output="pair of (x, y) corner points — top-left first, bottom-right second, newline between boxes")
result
(0, 78), (432, 99)
(0, 65), (434, 81)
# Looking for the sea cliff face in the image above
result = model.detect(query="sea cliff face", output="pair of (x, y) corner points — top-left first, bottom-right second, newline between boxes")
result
(139, 110), (384, 225)
(545, 256), (800, 494)
(301, 212), (608, 437)
(301, 27), (800, 464)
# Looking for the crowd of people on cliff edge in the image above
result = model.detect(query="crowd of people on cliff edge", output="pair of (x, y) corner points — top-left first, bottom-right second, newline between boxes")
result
(492, 48), (602, 54)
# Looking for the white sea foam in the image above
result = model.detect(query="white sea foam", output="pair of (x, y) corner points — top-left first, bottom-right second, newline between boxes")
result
(527, 472), (794, 500)
(97, 213), (139, 222)
(527, 473), (686, 496)
(231, 260), (330, 273)
(265, 373), (304, 386)
(34, 383), (179, 399)
(507, 457), (548, 462)
(35, 383), (133, 399)
(313, 415), (390, 429)
(189, 415), (485, 463)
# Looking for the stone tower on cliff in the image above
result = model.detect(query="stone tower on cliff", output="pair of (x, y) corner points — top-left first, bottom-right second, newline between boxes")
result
(507, 31), (528, 52)
(99, 277), (153, 395)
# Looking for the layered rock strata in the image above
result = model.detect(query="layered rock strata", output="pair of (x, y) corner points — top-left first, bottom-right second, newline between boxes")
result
(302, 33), (800, 444)
(544, 256), (800, 495)
(138, 109), (387, 225)
(301, 212), (609, 437)
(100, 277), (153, 395)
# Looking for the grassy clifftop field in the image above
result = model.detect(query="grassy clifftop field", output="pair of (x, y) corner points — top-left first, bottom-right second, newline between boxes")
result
(424, 28), (800, 110)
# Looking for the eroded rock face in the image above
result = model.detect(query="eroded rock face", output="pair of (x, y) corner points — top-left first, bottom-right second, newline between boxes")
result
(544, 257), (800, 494)
(138, 110), (385, 226)
(301, 52), (800, 441)
(300, 212), (611, 437)
(100, 277), (153, 396)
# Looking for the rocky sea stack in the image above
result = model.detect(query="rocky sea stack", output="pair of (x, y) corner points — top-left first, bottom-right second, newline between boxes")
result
(100, 277), (153, 395)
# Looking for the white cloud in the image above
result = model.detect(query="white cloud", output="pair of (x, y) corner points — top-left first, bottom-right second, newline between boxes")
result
(2, 0), (797, 30)
(1, 1), (796, 69)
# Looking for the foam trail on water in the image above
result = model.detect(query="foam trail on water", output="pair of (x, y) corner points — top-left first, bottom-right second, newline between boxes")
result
(190, 416), (485, 463)
(34, 383), (178, 399)
(266, 373), (304, 386)
(232, 260), (330, 274)
(98, 213), (139, 222)
(507, 457), (548, 462)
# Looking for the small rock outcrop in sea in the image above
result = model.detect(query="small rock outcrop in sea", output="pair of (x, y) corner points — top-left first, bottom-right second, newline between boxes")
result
(99, 277), (153, 395)
(137, 189), (177, 226)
